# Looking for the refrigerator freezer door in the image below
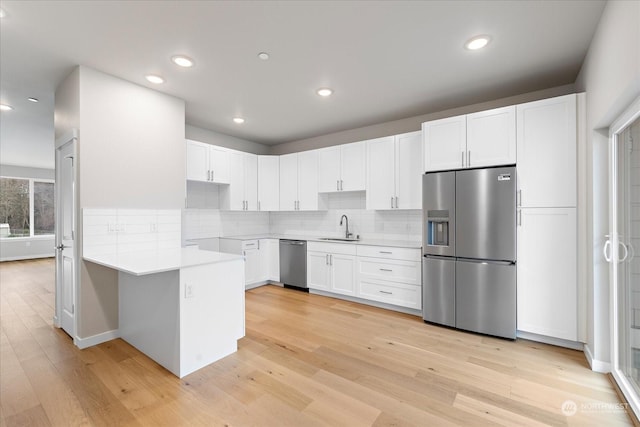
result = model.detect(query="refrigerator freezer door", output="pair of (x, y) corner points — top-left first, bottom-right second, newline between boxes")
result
(422, 256), (455, 327)
(423, 171), (456, 257)
(455, 259), (516, 339)
(456, 166), (516, 261)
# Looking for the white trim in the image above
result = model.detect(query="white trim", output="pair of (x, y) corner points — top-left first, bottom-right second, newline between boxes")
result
(74, 329), (120, 349)
(584, 343), (612, 373)
(516, 330), (585, 350)
(0, 254), (54, 262)
(309, 288), (422, 317)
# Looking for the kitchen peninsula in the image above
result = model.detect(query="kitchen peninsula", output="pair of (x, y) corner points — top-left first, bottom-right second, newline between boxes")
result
(84, 246), (245, 378)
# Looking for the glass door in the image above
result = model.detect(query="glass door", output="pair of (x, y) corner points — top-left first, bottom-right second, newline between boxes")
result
(610, 99), (640, 418)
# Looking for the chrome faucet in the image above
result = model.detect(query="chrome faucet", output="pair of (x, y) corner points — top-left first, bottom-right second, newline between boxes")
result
(340, 214), (353, 239)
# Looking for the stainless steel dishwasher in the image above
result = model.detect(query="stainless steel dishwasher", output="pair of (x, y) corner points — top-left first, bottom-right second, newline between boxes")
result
(279, 239), (307, 291)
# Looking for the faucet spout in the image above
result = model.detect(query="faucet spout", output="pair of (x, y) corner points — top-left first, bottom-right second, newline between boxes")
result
(340, 215), (352, 239)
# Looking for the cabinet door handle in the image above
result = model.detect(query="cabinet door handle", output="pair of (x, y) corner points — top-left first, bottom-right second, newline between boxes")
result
(207, 170), (211, 181)
(391, 197), (394, 209)
(395, 196), (398, 209)
(326, 254), (329, 265)
(379, 268), (393, 272)
(379, 251), (393, 254)
(340, 180), (343, 191)
(379, 290), (393, 295)
(330, 254), (333, 265)
(337, 180), (339, 191)
(461, 151), (465, 168)
(467, 150), (471, 167)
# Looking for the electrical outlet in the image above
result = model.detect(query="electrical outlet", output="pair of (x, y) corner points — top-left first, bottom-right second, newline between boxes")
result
(185, 284), (195, 299)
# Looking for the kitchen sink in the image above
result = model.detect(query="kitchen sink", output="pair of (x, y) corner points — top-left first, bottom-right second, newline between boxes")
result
(318, 237), (360, 242)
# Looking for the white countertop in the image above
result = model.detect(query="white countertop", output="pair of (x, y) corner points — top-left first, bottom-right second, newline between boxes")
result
(83, 247), (244, 276)
(217, 234), (422, 249)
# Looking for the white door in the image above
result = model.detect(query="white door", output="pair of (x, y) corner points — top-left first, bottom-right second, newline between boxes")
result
(466, 106), (516, 168)
(395, 131), (422, 209)
(366, 136), (396, 210)
(244, 153), (258, 211)
(340, 141), (366, 192)
(243, 247), (261, 285)
(279, 154), (298, 211)
(185, 140), (210, 182)
(55, 132), (77, 339)
(297, 150), (319, 210)
(210, 146), (230, 184)
(423, 115), (466, 171)
(317, 146), (341, 192)
(227, 151), (245, 210)
(257, 156), (279, 211)
(307, 251), (330, 291)
(516, 94), (577, 208)
(330, 254), (356, 296)
(517, 207), (577, 340)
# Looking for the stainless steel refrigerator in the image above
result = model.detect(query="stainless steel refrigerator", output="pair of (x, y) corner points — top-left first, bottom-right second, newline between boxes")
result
(422, 166), (517, 339)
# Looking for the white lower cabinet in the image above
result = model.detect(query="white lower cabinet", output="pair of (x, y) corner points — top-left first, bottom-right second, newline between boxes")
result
(307, 242), (357, 296)
(517, 207), (577, 341)
(219, 238), (279, 287)
(356, 245), (422, 310)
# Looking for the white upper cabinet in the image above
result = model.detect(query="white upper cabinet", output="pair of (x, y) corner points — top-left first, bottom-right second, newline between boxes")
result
(222, 151), (257, 211)
(318, 142), (366, 192)
(185, 140), (230, 184)
(517, 94), (577, 208)
(257, 156), (279, 212)
(466, 106), (516, 168)
(423, 106), (516, 171)
(279, 151), (319, 211)
(366, 132), (422, 210)
(423, 116), (466, 171)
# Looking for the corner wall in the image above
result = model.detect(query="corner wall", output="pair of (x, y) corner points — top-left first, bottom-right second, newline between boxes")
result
(574, 0), (640, 370)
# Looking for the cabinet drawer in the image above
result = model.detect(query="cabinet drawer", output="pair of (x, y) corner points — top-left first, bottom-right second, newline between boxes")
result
(307, 241), (357, 255)
(356, 245), (421, 261)
(358, 279), (421, 310)
(241, 240), (260, 251)
(358, 257), (421, 285)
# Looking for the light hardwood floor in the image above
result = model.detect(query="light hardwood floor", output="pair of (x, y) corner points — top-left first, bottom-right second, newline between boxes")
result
(0, 258), (634, 426)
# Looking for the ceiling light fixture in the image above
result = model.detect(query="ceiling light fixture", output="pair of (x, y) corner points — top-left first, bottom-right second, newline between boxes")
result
(233, 117), (245, 124)
(0, 104), (14, 111)
(257, 52), (270, 61)
(27, 97), (39, 103)
(145, 74), (165, 84)
(316, 88), (333, 97)
(465, 35), (491, 50)
(171, 55), (195, 68)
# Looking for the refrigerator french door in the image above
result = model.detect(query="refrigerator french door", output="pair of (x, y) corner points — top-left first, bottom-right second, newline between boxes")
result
(422, 166), (517, 339)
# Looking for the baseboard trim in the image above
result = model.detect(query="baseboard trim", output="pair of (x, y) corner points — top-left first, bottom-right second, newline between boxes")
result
(516, 330), (584, 350)
(245, 280), (283, 290)
(584, 343), (611, 373)
(75, 329), (120, 349)
(0, 254), (55, 262)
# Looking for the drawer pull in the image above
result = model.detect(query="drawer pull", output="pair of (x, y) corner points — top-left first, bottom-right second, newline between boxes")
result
(379, 251), (393, 254)
(379, 268), (393, 272)
(379, 290), (393, 295)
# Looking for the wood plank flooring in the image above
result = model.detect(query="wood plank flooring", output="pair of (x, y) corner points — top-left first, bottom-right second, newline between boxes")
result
(0, 258), (634, 426)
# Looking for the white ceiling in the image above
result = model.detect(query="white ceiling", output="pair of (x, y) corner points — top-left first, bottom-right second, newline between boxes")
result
(0, 0), (606, 169)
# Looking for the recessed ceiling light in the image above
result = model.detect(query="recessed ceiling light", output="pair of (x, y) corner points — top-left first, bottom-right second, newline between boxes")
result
(465, 35), (491, 50)
(316, 88), (333, 97)
(0, 9), (6, 18)
(27, 97), (39, 103)
(257, 52), (270, 61)
(171, 55), (195, 68)
(145, 74), (164, 84)
(233, 117), (245, 124)
(0, 104), (14, 111)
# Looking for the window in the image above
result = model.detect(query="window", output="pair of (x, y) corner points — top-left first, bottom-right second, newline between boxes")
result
(0, 177), (55, 238)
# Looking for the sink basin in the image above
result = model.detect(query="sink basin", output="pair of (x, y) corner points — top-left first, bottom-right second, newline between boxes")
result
(318, 237), (360, 242)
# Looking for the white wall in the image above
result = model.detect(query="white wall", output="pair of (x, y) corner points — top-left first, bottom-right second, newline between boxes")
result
(574, 0), (640, 370)
(54, 66), (187, 340)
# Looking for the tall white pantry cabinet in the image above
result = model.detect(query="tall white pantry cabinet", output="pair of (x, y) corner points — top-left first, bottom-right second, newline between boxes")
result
(516, 93), (582, 343)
